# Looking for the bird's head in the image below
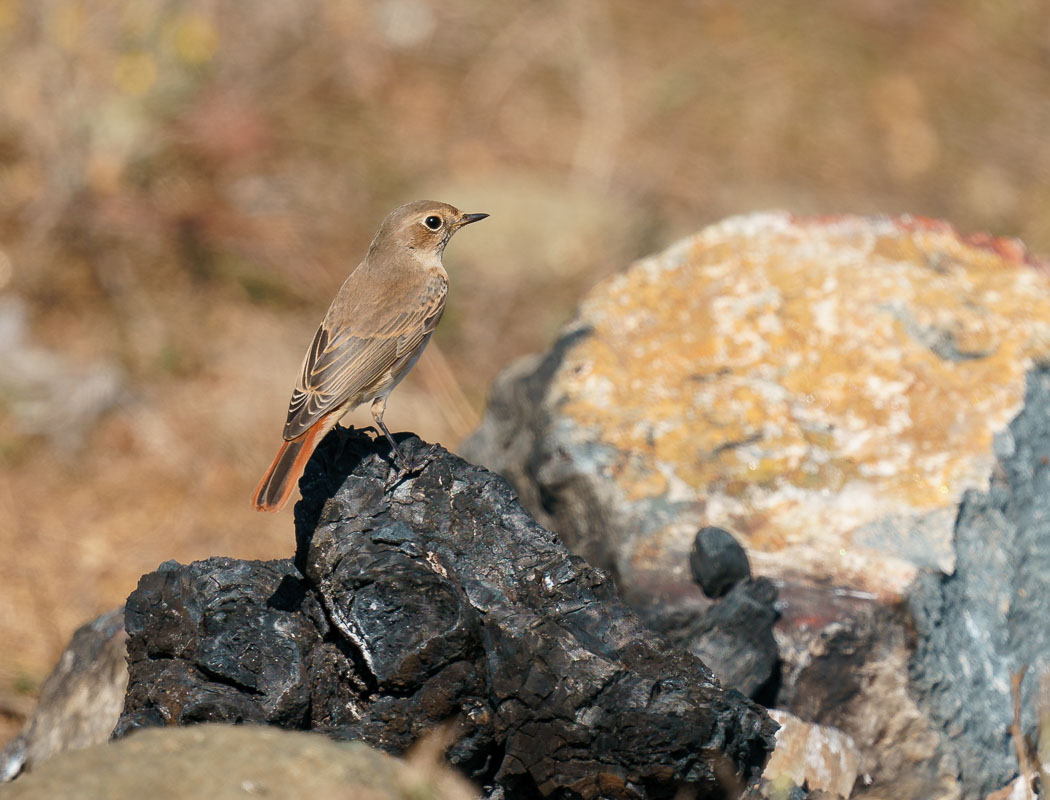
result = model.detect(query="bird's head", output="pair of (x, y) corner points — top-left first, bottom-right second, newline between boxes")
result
(372, 200), (488, 259)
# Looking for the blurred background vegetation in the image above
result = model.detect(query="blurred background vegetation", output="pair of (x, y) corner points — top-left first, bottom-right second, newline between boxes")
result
(2, 0), (1049, 744)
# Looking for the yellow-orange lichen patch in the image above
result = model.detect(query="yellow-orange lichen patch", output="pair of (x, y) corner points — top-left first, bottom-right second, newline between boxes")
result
(551, 213), (1050, 596)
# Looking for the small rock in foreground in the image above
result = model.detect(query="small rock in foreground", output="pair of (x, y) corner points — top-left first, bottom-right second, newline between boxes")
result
(690, 527), (751, 598)
(2, 724), (473, 800)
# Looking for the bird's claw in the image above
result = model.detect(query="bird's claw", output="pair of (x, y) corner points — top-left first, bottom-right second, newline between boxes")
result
(384, 444), (438, 490)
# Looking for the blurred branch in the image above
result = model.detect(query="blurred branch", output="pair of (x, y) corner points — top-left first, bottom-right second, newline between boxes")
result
(462, 1), (625, 191)
(1011, 665), (1034, 800)
(464, 2), (568, 111)
(417, 341), (479, 445)
(569, 0), (625, 192)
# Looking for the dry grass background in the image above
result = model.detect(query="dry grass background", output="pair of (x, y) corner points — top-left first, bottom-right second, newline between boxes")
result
(2, 0), (1050, 745)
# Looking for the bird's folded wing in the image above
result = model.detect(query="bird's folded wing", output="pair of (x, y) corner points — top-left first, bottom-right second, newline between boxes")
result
(283, 285), (446, 440)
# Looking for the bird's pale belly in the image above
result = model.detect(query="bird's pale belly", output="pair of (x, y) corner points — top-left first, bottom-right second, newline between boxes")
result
(352, 329), (435, 411)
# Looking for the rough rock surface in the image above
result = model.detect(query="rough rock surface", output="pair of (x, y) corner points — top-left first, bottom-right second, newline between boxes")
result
(909, 367), (1050, 798)
(463, 214), (1050, 799)
(116, 431), (776, 799)
(3, 723), (474, 800)
(0, 609), (127, 782)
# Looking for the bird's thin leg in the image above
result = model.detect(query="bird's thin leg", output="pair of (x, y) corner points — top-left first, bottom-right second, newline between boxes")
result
(371, 396), (409, 470)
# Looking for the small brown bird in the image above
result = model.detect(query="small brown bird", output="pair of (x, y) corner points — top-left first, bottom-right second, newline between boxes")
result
(252, 200), (488, 512)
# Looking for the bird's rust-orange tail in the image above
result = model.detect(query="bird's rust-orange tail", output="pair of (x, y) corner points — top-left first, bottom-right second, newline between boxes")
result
(252, 415), (334, 512)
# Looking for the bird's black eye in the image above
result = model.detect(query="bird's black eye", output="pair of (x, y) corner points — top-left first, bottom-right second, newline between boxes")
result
(424, 215), (442, 231)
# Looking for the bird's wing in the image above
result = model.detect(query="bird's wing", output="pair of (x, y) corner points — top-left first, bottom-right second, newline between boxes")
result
(282, 275), (447, 440)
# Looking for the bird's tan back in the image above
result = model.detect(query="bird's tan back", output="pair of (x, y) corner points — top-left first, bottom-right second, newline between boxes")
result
(284, 262), (447, 440)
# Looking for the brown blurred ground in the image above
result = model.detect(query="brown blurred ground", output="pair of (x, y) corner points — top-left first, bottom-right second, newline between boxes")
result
(1, 0), (1049, 745)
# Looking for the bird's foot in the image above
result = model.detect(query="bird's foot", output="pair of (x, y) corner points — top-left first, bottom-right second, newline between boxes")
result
(384, 443), (438, 490)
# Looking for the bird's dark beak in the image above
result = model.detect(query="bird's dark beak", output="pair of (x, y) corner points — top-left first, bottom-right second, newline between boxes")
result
(457, 213), (489, 227)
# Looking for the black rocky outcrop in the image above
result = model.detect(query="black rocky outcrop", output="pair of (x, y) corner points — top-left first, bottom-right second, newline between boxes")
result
(116, 430), (776, 799)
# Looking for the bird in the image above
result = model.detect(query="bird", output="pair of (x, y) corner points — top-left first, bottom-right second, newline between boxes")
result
(252, 200), (488, 512)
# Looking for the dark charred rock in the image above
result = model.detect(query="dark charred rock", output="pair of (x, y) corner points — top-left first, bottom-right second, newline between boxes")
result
(638, 577), (778, 701)
(678, 579), (778, 699)
(690, 527), (751, 598)
(117, 429), (776, 799)
(117, 558), (325, 736)
(621, 530), (775, 700)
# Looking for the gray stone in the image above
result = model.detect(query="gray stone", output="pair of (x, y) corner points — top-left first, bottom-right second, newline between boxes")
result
(0, 609), (127, 782)
(909, 367), (1050, 798)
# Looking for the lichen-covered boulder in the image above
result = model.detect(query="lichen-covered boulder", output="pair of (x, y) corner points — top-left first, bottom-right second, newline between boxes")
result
(465, 212), (1050, 606)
